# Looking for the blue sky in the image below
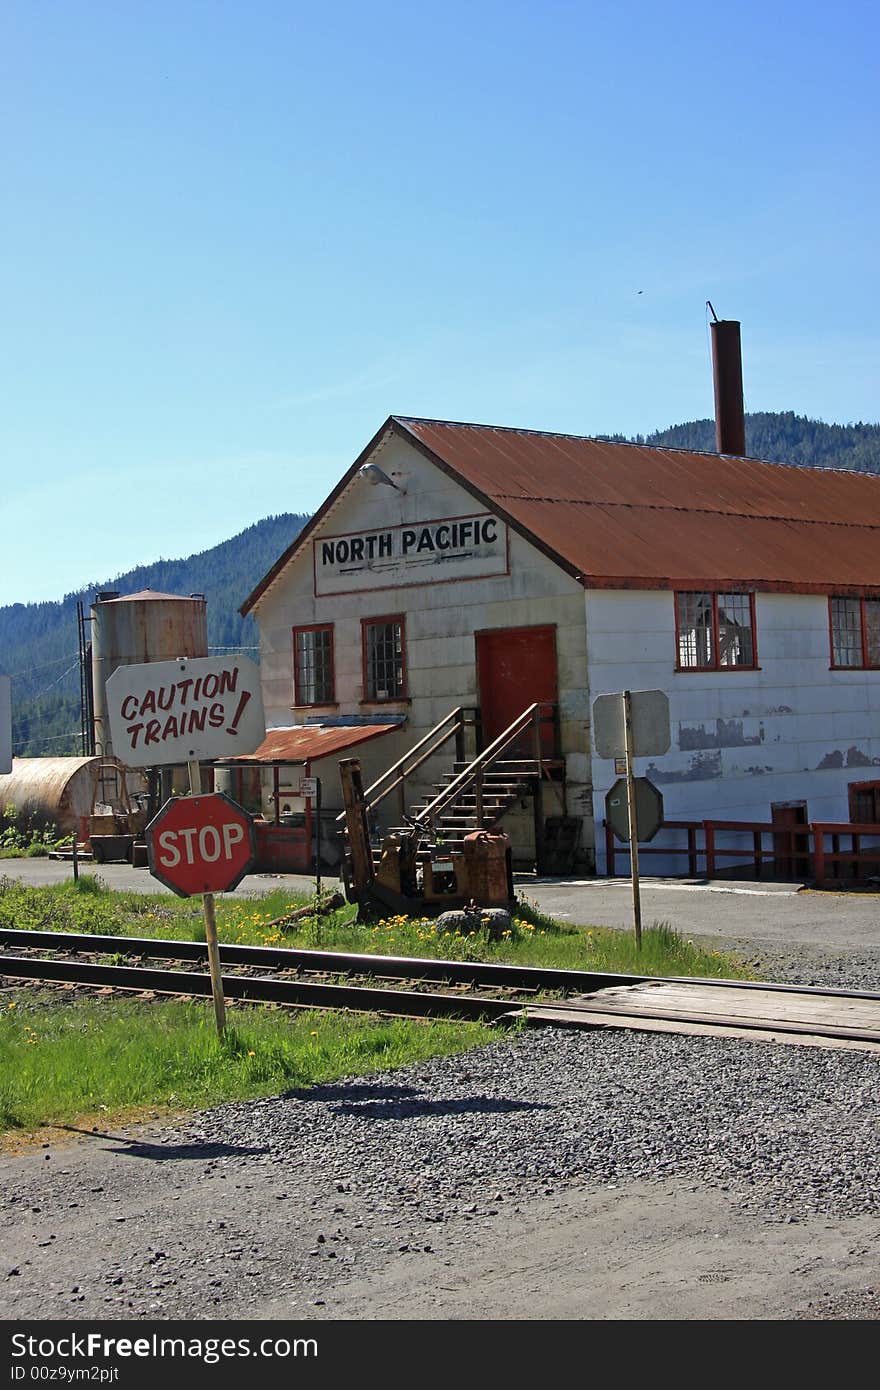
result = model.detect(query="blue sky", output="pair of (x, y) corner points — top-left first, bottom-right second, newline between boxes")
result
(2, 0), (878, 606)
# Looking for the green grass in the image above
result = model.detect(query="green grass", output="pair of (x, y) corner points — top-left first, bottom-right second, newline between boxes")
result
(0, 995), (499, 1134)
(0, 876), (754, 980)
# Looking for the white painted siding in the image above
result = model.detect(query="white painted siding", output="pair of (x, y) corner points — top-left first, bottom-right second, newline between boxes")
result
(586, 589), (880, 874)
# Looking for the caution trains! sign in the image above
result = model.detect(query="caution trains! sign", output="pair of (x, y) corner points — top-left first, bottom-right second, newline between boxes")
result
(105, 655), (266, 767)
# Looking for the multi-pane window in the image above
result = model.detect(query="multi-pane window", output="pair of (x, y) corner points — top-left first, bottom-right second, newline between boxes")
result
(363, 616), (406, 700)
(830, 597), (880, 669)
(293, 625), (334, 705)
(675, 591), (757, 671)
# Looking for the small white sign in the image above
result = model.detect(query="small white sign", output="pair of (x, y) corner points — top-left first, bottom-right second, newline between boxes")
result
(106, 655), (266, 768)
(299, 776), (318, 798)
(0, 675), (11, 775)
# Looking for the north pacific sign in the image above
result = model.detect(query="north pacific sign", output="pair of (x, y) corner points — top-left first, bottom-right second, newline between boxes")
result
(313, 513), (508, 596)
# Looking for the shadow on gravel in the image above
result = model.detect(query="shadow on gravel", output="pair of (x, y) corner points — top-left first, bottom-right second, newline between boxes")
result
(286, 1083), (551, 1120)
(108, 1140), (269, 1161)
(56, 1125), (268, 1161)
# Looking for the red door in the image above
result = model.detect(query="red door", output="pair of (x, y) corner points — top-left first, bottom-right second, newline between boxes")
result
(476, 626), (558, 757)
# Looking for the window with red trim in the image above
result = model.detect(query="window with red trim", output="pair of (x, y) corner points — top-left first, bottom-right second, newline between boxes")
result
(675, 591), (757, 671)
(830, 597), (880, 669)
(362, 616), (406, 700)
(293, 625), (335, 705)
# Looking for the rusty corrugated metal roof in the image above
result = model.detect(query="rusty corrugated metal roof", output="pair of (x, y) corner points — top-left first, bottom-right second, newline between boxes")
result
(241, 415), (880, 611)
(226, 724), (398, 764)
(396, 418), (880, 594)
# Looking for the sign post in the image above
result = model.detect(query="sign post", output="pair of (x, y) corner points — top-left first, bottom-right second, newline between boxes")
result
(592, 689), (671, 950)
(299, 775), (321, 896)
(0, 675), (11, 776)
(315, 777), (322, 898)
(622, 691), (642, 949)
(189, 760), (225, 1035)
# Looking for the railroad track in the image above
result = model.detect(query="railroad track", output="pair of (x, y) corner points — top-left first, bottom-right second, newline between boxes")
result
(0, 928), (631, 1023)
(2, 929), (880, 1047)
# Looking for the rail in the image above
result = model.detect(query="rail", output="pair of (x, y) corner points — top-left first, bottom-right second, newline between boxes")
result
(334, 706), (476, 826)
(811, 822), (880, 887)
(603, 817), (825, 881)
(414, 702), (558, 835)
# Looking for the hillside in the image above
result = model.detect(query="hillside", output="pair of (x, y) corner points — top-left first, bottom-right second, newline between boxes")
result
(633, 411), (880, 473)
(2, 513), (308, 757)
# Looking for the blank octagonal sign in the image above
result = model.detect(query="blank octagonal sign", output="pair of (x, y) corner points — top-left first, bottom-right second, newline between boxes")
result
(604, 776), (664, 843)
(146, 792), (257, 897)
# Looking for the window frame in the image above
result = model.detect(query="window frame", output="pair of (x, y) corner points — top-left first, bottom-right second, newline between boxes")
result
(292, 623), (336, 707)
(674, 590), (759, 673)
(361, 614), (407, 703)
(829, 596), (880, 671)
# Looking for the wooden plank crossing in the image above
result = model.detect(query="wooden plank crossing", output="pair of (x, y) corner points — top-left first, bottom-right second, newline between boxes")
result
(518, 981), (880, 1053)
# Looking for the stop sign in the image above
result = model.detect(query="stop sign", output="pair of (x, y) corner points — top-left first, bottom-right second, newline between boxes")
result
(146, 792), (257, 897)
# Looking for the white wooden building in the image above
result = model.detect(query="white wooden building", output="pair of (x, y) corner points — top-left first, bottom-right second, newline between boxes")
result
(241, 416), (880, 875)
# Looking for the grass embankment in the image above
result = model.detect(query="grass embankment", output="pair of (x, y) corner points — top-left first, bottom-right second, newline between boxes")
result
(0, 875), (754, 1139)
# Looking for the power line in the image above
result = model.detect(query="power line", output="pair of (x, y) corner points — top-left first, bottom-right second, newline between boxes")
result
(5, 652), (79, 679)
(20, 659), (81, 702)
(11, 731), (82, 753)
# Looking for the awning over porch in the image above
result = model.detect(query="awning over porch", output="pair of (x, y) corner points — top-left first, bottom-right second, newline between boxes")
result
(222, 723), (400, 765)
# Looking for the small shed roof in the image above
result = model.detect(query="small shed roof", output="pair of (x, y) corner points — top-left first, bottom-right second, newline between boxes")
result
(224, 724), (398, 765)
(241, 416), (880, 612)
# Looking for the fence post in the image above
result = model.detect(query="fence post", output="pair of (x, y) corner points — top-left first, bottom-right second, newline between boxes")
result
(705, 823), (716, 877)
(605, 820), (616, 877)
(813, 825), (825, 887)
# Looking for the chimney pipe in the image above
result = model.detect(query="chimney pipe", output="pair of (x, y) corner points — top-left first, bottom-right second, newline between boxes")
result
(710, 317), (746, 457)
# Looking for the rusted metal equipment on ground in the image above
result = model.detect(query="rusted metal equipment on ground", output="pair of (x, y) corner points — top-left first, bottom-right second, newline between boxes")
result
(87, 758), (149, 864)
(339, 757), (513, 916)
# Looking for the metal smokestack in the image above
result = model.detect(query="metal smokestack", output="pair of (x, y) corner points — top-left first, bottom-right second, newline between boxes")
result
(709, 311), (746, 457)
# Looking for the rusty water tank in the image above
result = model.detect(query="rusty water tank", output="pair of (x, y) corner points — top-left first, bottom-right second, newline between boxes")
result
(91, 590), (208, 759)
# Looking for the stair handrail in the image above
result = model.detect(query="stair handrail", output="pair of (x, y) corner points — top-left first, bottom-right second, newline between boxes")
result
(334, 706), (470, 824)
(413, 701), (555, 833)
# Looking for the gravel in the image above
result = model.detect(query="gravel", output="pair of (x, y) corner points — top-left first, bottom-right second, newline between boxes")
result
(1, 938), (879, 1321)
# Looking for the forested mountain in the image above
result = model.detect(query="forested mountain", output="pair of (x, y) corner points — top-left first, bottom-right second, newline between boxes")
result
(2, 513), (308, 757)
(4, 410), (879, 759)
(631, 411), (880, 473)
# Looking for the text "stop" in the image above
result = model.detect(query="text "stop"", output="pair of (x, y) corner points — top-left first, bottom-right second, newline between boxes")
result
(156, 823), (245, 868)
